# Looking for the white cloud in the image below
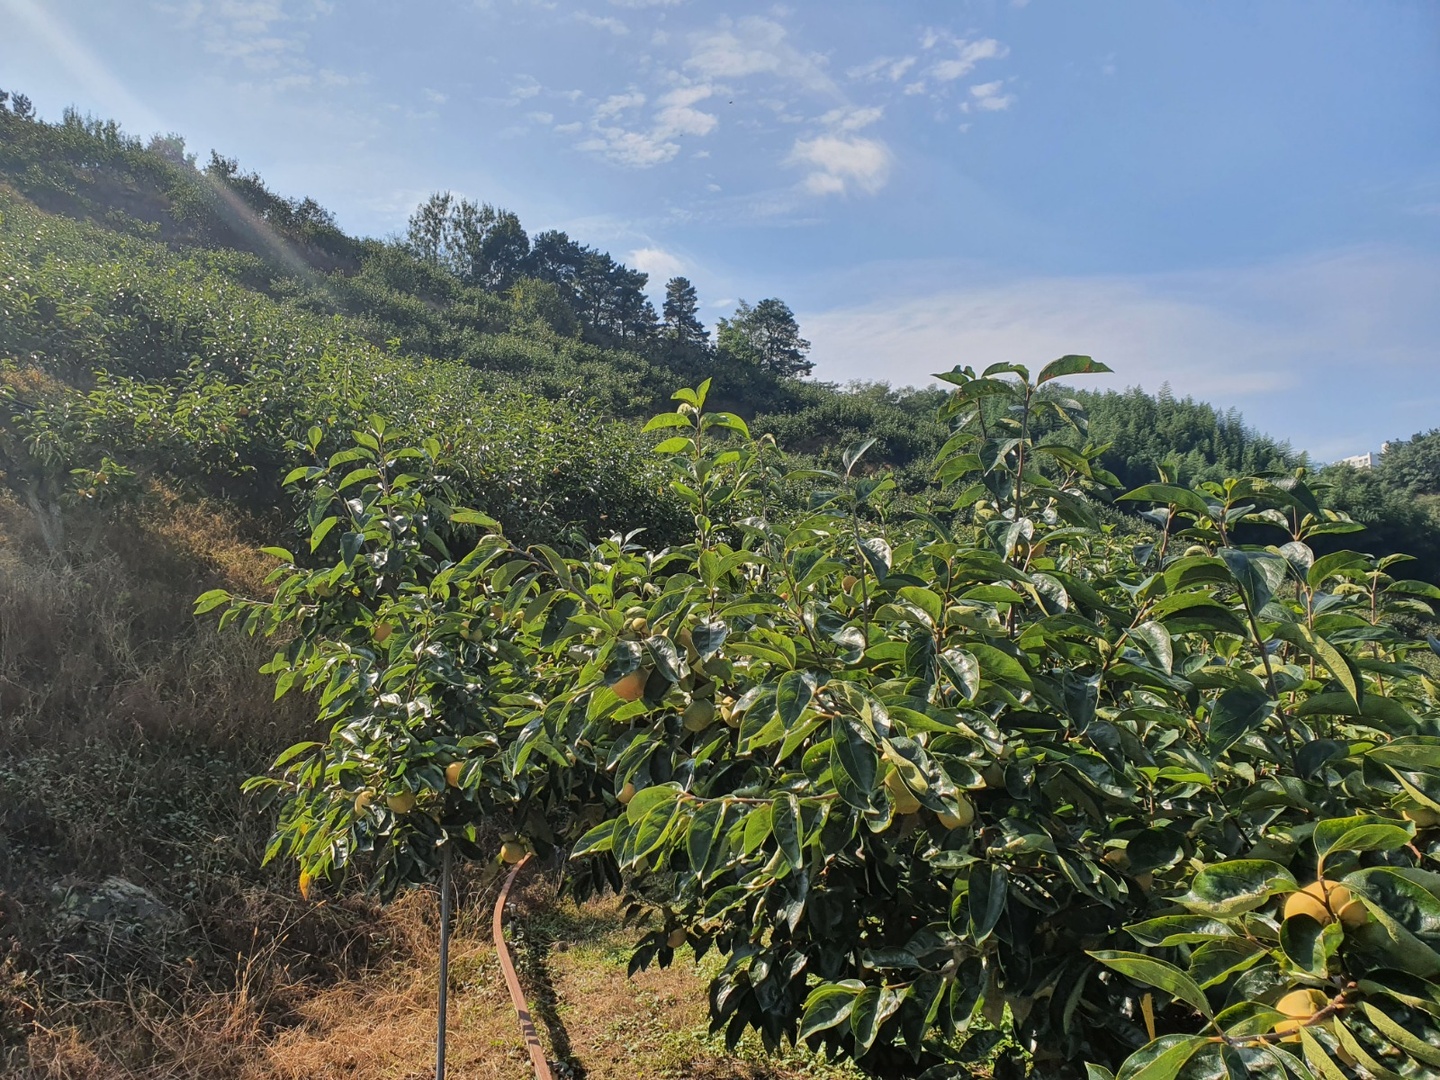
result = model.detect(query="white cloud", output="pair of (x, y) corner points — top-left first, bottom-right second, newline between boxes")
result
(422, 88), (448, 105)
(789, 134), (891, 195)
(574, 10), (628, 34)
(155, 0), (334, 73)
(930, 38), (1006, 82)
(686, 16), (836, 95)
(595, 91), (646, 118)
(609, 0), (682, 6)
(654, 84), (718, 137)
(969, 80), (1015, 111)
(629, 246), (686, 282)
(509, 75), (543, 102)
(577, 127), (678, 167)
(553, 121), (583, 134)
(576, 84), (716, 167)
(848, 55), (917, 83)
(819, 105), (883, 131)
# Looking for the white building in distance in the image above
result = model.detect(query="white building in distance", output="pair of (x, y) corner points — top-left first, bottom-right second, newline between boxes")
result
(1337, 452), (1376, 469)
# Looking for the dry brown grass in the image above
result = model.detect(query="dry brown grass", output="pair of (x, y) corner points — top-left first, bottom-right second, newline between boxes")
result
(0, 487), (300, 749)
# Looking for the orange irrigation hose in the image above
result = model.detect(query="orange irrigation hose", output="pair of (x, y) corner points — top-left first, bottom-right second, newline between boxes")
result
(492, 853), (554, 1080)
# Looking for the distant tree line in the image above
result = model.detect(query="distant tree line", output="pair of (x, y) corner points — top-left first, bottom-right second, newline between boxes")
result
(403, 191), (812, 375)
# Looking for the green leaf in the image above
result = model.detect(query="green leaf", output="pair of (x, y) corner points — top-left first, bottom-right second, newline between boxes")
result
(1359, 1001), (1440, 1068)
(1312, 815), (1414, 861)
(1272, 623), (1361, 708)
(1298, 1026), (1352, 1080)
(1127, 915), (1238, 948)
(850, 985), (901, 1055)
(1307, 550), (1369, 590)
(1220, 548), (1288, 614)
(938, 648), (980, 701)
(1207, 688), (1274, 752)
(1179, 860), (1297, 918)
(799, 982), (862, 1040)
(1280, 914), (1343, 978)
(194, 588), (232, 614)
(626, 784), (681, 824)
(773, 793), (803, 869)
(968, 863), (1008, 943)
(1150, 594), (1247, 636)
(1119, 484), (1212, 519)
(571, 818), (618, 857)
(642, 412), (693, 432)
(897, 586), (942, 626)
(776, 671), (813, 730)
(1089, 952), (1214, 1019)
(967, 642), (1032, 689)
(832, 715), (878, 802)
(1037, 354), (1109, 385)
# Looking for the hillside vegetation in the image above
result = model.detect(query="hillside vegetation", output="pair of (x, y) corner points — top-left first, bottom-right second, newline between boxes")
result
(3, 94), (1440, 1080)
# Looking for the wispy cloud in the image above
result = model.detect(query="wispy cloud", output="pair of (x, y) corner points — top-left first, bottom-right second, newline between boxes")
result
(577, 83), (718, 167)
(896, 30), (1010, 104)
(156, 0), (335, 73)
(969, 80), (1014, 111)
(686, 16), (837, 96)
(789, 133), (891, 196)
(804, 247), (1440, 458)
(848, 55), (917, 84)
(574, 10), (628, 34)
(628, 245), (686, 283)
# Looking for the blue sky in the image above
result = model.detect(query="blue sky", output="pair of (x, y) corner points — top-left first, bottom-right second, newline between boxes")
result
(2, 0), (1438, 459)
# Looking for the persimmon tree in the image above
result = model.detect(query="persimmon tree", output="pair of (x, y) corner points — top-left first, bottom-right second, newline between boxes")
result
(202, 362), (1440, 1078)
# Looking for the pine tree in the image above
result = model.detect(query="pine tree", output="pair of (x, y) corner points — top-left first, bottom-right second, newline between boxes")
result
(662, 277), (708, 353)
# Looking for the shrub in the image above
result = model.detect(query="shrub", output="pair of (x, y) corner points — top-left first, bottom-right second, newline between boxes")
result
(208, 360), (1440, 1078)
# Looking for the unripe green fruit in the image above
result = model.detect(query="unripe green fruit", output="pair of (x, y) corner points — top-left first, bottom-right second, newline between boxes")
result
(885, 770), (921, 815)
(683, 699), (715, 731)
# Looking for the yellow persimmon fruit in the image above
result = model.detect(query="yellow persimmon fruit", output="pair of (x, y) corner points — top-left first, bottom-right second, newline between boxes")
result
(610, 669), (648, 703)
(353, 789), (375, 812)
(618, 781), (636, 805)
(500, 840), (527, 865)
(885, 770), (921, 815)
(1133, 872), (1155, 894)
(445, 761), (464, 788)
(1103, 848), (1131, 871)
(667, 929), (686, 949)
(386, 791), (416, 814)
(683, 699), (715, 731)
(841, 575), (859, 592)
(372, 622), (393, 644)
(937, 794), (976, 829)
(1284, 880), (1366, 928)
(720, 696), (743, 731)
(1272, 988), (1329, 1042)
(627, 616), (649, 634)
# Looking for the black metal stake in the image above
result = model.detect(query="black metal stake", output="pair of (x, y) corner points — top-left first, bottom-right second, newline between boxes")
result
(436, 844), (452, 1080)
